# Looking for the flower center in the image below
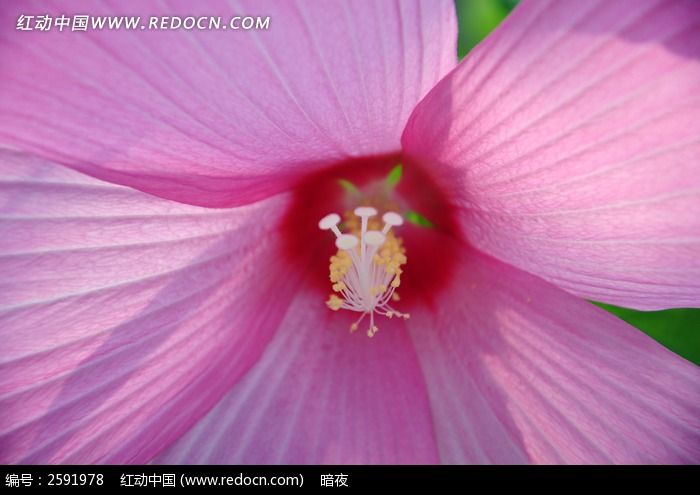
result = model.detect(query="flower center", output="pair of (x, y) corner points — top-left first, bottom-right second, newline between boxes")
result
(281, 154), (462, 331)
(319, 207), (409, 337)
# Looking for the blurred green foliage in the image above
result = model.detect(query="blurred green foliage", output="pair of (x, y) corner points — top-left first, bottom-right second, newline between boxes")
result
(595, 304), (700, 365)
(456, 0), (515, 57)
(455, 0), (699, 366)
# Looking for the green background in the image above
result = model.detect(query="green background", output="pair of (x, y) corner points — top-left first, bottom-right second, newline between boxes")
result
(455, 0), (699, 365)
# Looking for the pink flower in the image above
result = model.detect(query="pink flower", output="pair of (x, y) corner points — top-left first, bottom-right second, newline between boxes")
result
(0, 0), (698, 464)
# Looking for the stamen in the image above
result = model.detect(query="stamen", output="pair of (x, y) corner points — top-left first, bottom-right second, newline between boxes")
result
(320, 209), (409, 337)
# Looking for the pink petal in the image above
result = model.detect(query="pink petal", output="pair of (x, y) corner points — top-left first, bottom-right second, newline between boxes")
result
(407, 245), (700, 464)
(155, 287), (438, 464)
(402, 0), (700, 309)
(0, 0), (457, 207)
(0, 151), (302, 463)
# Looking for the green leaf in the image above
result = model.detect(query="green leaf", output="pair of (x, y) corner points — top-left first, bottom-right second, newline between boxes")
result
(386, 164), (403, 187)
(338, 179), (360, 195)
(405, 210), (434, 228)
(455, 0), (511, 58)
(594, 302), (700, 365)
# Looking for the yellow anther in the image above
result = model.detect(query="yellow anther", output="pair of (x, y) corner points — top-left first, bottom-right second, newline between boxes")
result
(332, 282), (346, 292)
(326, 294), (343, 311)
(370, 285), (388, 296)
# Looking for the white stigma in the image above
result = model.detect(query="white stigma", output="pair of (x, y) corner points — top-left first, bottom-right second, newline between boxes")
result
(321, 209), (409, 337)
(335, 233), (359, 250)
(319, 213), (342, 237)
(381, 211), (403, 233)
